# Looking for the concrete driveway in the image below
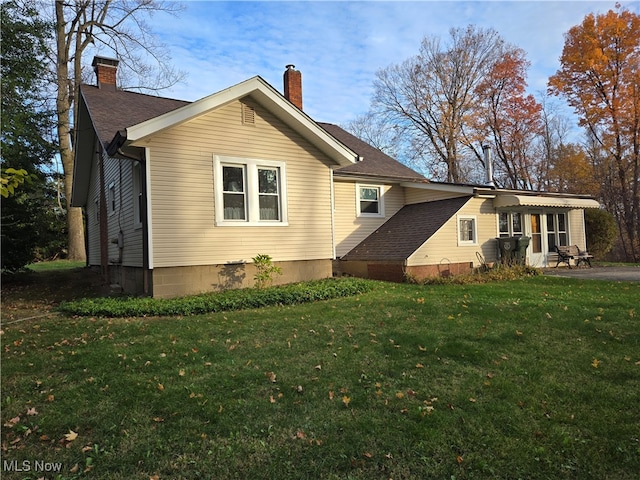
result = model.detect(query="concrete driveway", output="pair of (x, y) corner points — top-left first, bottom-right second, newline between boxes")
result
(543, 265), (640, 282)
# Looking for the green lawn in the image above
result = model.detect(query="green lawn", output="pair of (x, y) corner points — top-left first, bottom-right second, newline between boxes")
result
(1, 268), (639, 479)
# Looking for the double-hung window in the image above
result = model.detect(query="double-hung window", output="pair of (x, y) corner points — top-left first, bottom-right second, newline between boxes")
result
(215, 156), (287, 225)
(498, 211), (523, 237)
(458, 215), (478, 246)
(357, 185), (384, 217)
(546, 212), (567, 250)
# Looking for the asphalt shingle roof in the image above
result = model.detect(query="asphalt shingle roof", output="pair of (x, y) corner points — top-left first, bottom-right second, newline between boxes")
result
(319, 122), (426, 182)
(80, 84), (189, 147)
(342, 196), (472, 261)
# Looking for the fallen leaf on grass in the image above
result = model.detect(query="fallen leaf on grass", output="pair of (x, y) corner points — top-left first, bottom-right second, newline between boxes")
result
(342, 396), (351, 407)
(4, 416), (20, 427)
(265, 371), (277, 383)
(328, 391), (334, 400)
(157, 383), (164, 392)
(592, 358), (601, 368)
(26, 408), (38, 416)
(64, 430), (78, 442)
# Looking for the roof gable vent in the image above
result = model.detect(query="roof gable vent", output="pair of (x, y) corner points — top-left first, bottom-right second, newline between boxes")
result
(242, 103), (255, 125)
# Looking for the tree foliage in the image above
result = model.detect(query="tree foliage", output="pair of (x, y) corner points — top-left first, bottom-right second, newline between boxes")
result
(549, 5), (640, 261)
(369, 25), (547, 187)
(585, 208), (618, 259)
(473, 48), (544, 189)
(1, 0), (62, 271)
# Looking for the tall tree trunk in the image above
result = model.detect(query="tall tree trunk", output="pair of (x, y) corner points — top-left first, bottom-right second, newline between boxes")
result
(55, 0), (85, 261)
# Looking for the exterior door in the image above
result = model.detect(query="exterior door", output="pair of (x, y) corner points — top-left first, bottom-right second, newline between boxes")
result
(529, 213), (546, 266)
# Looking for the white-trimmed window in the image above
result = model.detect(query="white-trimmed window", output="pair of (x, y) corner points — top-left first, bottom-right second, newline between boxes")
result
(546, 212), (568, 250)
(108, 182), (116, 215)
(498, 211), (523, 237)
(357, 185), (384, 217)
(458, 215), (478, 246)
(132, 161), (143, 228)
(214, 155), (287, 226)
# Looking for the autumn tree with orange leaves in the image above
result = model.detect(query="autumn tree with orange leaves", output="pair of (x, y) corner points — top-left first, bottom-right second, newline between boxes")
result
(549, 5), (640, 261)
(473, 48), (544, 190)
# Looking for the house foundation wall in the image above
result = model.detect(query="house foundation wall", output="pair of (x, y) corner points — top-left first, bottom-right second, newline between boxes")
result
(335, 260), (474, 283)
(150, 259), (332, 298)
(108, 264), (147, 296)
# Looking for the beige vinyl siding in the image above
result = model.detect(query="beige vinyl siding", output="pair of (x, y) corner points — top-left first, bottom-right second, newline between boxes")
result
(407, 198), (497, 266)
(405, 188), (468, 204)
(568, 209), (586, 248)
(333, 181), (405, 258)
(143, 97), (335, 268)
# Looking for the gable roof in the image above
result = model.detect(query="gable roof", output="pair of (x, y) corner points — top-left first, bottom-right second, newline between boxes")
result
(320, 123), (427, 183)
(72, 76), (367, 206)
(79, 85), (190, 148)
(342, 196), (472, 261)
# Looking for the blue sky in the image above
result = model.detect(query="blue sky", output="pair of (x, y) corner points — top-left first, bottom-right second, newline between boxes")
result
(151, 1), (635, 127)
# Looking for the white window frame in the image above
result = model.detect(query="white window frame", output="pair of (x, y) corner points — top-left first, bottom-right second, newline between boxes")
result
(457, 215), (478, 246)
(498, 211), (524, 238)
(214, 155), (288, 226)
(108, 182), (116, 216)
(356, 184), (384, 218)
(546, 212), (568, 250)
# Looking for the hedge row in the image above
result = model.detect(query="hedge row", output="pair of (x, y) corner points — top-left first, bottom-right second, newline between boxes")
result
(58, 278), (376, 318)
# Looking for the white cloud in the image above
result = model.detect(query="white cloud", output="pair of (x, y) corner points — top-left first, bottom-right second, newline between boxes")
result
(148, 0), (632, 127)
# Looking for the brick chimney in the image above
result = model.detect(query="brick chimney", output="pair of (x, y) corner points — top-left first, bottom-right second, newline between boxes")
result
(283, 64), (302, 110)
(92, 56), (119, 90)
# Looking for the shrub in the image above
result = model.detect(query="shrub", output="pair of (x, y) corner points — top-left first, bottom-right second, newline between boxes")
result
(407, 264), (541, 285)
(58, 277), (376, 318)
(585, 208), (618, 259)
(252, 253), (282, 289)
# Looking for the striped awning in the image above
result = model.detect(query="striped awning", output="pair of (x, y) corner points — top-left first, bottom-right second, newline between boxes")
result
(493, 195), (600, 209)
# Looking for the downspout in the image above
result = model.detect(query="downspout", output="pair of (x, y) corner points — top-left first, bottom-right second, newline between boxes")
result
(330, 167), (336, 260)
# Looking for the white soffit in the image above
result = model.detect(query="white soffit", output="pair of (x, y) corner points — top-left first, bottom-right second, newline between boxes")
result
(494, 194), (600, 209)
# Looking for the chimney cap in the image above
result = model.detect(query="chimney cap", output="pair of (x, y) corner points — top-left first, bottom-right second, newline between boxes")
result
(92, 56), (119, 68)
(285, 64), (296, 70)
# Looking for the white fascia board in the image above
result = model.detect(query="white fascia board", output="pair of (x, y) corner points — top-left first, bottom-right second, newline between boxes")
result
(400, 181), (474, 194)
(125, 76), (357, 166)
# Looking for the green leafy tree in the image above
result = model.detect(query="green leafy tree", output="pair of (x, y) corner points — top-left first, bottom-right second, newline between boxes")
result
(585, 209), (618, 260)
(1, 0), (61, 271)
